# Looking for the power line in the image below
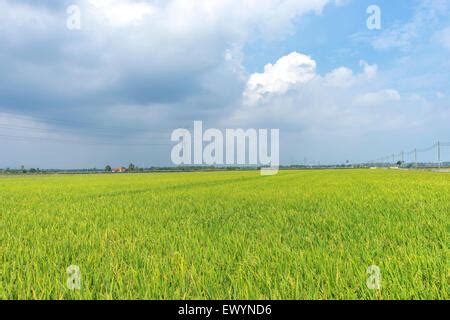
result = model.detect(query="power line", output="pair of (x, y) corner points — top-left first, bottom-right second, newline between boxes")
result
(0, 110), (196, 146)
(0, 110), (190, 136)
(0, 123), (168, 141)
(416, 144), (437, 153)
(0, 134), (171, 147)
(369, 141), (449, 166)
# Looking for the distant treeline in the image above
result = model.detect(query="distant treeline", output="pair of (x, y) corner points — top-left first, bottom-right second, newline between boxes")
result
(1, 162), (449, 175)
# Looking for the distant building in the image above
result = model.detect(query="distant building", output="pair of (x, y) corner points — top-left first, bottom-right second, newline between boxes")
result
(112, 167), (127, 173)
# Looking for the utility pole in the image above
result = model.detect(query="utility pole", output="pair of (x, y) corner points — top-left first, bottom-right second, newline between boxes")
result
(414, 148), (417, 168)
(392, 154), (395, 165)
(401, 151), (404, 164)
(438, 141), (441, 168)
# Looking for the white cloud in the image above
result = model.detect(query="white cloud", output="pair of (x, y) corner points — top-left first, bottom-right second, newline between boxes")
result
(0, 0), (336, 113)
(88, 0), (156, 26)
(353, 89), (401, 107)
(84, 0), (334, 38)
(243, 52), (316, 105)
(230, 51), (448, 143)
(0, 0), (448, 167)
(242, 53), (378, 108)
(324, 60), (377, 88)
(371, 23), (418, 50)
(351, 0), (450, 52)
(324, 67), (354, 87)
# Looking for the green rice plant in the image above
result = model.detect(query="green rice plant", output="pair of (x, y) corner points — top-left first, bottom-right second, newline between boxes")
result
(0, 169), (448, 299)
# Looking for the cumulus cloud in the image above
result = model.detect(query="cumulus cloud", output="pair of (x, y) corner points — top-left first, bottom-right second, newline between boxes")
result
(88, 0), (156, 26)
(243, 52), (317, 105)
(324, 61), (377, 88)
(0, 0), (448, 167)
(0, 0), (335, 123)
(0, 0), (347, 167)
(353, 89), (401, 107)
(233, 53), (375, 126)
(230, 51), (447, 145)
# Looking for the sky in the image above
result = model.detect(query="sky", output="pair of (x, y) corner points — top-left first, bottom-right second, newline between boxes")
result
(0, 0), (449, 169)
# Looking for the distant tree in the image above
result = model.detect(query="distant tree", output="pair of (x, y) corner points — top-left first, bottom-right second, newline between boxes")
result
(128, 163), (136, 172)
(21, 165), (26, 174)
(105, 165), (112, 172)
(396, 160), (403, 167)
(29, 168), (37, 173)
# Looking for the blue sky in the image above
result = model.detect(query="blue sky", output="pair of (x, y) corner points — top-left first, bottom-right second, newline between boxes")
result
(0, 0), (449, 168)
(244, 0), (447, 93)
(244, 1), (414, 72)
